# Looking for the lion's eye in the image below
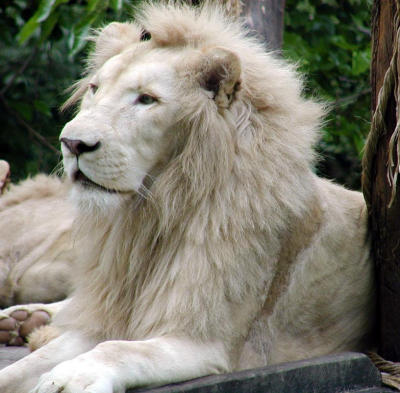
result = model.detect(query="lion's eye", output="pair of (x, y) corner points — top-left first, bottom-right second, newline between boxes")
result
(89, 83), (98, 94)
(137, 94), (157, 105)
(140, 29), (151, 41)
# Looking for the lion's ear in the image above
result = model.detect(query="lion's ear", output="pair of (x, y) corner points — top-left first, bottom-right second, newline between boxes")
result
(91, 22), (142, 69)
(198, 48), (241, 109)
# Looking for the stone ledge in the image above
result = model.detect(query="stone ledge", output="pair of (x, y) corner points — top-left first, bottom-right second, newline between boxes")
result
(0, 348), (394, 392)
(0, 346), (29, 370)
(133, 352), (393, 393)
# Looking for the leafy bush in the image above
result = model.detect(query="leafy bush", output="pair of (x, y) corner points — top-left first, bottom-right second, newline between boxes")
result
(284, 0), (372, 189)
(0, 0), (133, 181)
(1, 0), (372, 189)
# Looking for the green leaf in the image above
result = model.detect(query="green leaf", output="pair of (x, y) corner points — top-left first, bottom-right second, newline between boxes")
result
(39, 11), (60, 43)
(69, 1), (109, 57)
(17, 17), (40, 44)
(351, 49), (371, 76)
(331, 35), (357, 51)
(69, 24), (92, 57)
(110, 0), (123, 11)
(10, 102), (33, 121)
(37, 0), (70, 23)
(283, 31), (311, 62)
(5, 6), (26, 28)
(87, 0), (103, 13)
(296, 0), (316, 18)
(34, 100), (52, 117)
(17, 0), (69, 44)
(321, 0), (338, 5)
(36, 0), (58, 23)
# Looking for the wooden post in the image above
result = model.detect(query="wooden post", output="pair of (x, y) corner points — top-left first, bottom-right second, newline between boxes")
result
(367, 0), (400, 361)
(242, 0), (285, 51)
(184, 0), (285, 50)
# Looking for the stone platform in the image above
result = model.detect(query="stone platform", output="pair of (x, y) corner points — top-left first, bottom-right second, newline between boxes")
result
(0, 348), (394, 392)
(135, 352), (394, 393)
(0, 346), (29, 370)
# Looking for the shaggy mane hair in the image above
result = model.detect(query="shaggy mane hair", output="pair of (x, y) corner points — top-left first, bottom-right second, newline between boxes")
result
(56, 2), (326, 354)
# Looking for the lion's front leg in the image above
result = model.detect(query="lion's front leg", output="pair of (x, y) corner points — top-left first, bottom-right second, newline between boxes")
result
(31, 336), (230, 393)
(0, 330), (97, 393)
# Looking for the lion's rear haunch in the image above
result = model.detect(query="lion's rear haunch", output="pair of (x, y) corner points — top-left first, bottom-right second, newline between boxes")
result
(57, 2), (374, 370)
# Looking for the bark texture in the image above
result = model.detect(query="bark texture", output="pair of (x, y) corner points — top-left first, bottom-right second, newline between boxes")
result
(242, 0), (285, 51)
(368, 0), (400, 361)
(185, 0), (285, 51)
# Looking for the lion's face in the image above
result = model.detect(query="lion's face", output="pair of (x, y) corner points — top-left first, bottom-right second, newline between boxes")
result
(60, 19), (242, 212)
(61, 49), (183, 209)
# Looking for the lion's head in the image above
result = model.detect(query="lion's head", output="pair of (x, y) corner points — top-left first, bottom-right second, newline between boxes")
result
(60, 3), (323, 216)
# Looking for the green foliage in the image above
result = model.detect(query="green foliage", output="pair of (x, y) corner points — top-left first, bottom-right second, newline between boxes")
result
(0, 0), (133, 182)
(284, 0), (373, 189)
(1, 0), (372, 189)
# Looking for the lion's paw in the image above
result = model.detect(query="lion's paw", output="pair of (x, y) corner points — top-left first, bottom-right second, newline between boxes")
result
(31, 356), (119, 393)
(0, 305), (51, 346)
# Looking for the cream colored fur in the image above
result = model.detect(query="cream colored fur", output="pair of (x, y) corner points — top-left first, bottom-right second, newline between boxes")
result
(0, 175), (74, 307)
(0, 3), (375, 392)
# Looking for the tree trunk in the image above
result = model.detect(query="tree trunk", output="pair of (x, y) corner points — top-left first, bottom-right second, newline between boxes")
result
(184, 0), (285, 50)
(242, 0), (285, 51)
(365, 0), (400, 361)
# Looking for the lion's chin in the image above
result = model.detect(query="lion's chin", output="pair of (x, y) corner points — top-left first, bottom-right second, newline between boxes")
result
(69, 182), (130, 216)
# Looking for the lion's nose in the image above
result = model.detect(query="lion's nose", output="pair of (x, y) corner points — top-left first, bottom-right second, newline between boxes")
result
(60, 138), (101, 156)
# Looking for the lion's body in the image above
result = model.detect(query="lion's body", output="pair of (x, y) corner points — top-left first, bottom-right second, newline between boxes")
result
(246, 179), (373, 366)
(0, 175), (74, 307)
(0, 3), (375, 392)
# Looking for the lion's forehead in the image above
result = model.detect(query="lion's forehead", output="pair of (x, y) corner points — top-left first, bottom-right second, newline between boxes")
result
(97, 49), (183, 95)
(118, 63), (177, 94)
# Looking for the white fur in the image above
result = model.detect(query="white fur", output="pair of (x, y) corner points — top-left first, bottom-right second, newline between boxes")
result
(0, 176), (74, 307)
(0, 3), (374, 393)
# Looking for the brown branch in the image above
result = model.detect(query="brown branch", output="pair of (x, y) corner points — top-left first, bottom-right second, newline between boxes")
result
(1, 48), (38, 96)
(0, 95), (60, 156)
(0, 46), (59, 154)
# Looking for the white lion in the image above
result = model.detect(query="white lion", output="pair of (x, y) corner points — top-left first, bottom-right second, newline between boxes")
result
(0, 175), (74, 309)
(0, 2), (375, 392)
(0, 173), (76, 346)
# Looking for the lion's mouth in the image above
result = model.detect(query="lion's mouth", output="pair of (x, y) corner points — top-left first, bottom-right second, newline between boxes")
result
(73, 170), (117, 194)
